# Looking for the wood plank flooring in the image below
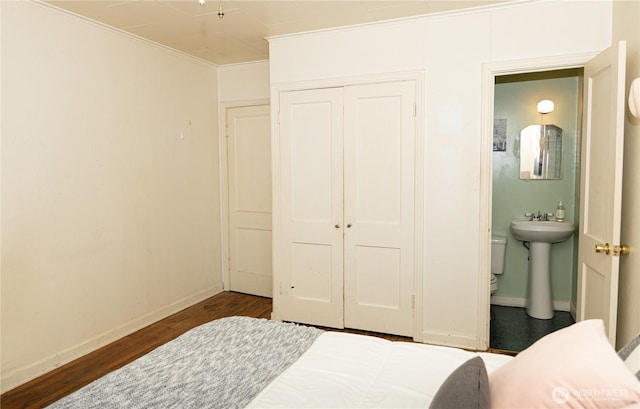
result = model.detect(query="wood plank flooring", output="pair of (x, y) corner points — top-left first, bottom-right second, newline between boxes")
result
(1, 291), (411, 409)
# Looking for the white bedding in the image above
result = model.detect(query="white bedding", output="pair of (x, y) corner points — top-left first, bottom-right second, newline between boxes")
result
(248, 332), (513, 408)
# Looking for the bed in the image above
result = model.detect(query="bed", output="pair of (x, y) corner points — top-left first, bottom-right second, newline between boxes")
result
(48, 316), (640, 409)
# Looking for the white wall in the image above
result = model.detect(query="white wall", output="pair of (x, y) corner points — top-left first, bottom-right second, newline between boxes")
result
(1, 2), (221, 392)
(268, 0), (611, 348)
(613, 0), (640, 350)
(219, 61), (270, 102)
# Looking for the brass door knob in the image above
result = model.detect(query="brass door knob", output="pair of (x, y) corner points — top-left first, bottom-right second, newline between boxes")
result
(595, 243), (611, 255)
(613, 244), (630, 256)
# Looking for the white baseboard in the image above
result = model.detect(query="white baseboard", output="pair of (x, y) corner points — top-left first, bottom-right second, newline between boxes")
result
(570, 301), (577, 321)
(1, 285), (224, 394)
(490, 295), (571, 312)
(421, 331), (482, 351)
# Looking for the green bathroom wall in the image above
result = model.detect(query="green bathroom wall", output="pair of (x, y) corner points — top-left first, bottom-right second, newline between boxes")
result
(492, 72), (581, 307)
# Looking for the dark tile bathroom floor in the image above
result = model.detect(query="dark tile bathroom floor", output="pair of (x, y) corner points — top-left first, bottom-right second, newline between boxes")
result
(490, 305), (575, 352)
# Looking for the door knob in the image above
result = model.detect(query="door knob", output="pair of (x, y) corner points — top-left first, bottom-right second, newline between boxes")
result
(334, 224), (340, 229)
(347, 224), (352, 228)
(613, 244), (630, 256)
(594, 243), (611, 255)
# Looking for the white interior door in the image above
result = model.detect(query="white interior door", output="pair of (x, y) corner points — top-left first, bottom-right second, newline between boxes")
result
(576, 41), (627, 345)
(227, 104), (272, 297)
(274, 88), (345, 328)
(343, 81), (416, 337)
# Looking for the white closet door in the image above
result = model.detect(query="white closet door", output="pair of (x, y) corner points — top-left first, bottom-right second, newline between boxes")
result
(343, 81), (416, 337)
(274, 88), (345, 328)
(227, 104), (272, 297)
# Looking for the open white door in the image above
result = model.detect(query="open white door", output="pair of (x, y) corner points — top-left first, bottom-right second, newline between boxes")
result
(576, 41), (627, 345)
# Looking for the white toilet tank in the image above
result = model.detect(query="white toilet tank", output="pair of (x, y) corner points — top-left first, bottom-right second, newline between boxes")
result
(491, 235), (507, 275)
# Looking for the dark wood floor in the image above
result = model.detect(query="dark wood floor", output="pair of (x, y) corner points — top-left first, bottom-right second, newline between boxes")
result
(1, 291), (411, 409)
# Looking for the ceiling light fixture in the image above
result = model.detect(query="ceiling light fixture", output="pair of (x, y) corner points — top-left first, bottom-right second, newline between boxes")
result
(197, 0), (223, 18)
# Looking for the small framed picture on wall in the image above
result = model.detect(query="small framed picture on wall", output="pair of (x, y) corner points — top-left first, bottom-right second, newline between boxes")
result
(493, 118), (507, 152)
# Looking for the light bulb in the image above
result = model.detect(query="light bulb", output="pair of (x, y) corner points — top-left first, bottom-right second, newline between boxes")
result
(536, 99), (554, 114)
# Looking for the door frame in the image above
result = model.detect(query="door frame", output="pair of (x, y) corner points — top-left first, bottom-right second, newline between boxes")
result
(219, 99), (271, 292)
(271, 70), (425, 341)
(478, 52), (598, 350)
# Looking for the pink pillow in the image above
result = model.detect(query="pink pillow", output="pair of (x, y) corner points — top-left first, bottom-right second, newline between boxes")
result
(489, 319), (640, 409)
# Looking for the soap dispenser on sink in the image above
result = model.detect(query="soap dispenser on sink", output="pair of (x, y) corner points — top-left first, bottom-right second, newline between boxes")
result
(555, 201), (565, 222)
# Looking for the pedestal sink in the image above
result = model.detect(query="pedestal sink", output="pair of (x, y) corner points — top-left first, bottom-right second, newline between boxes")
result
(510, 219), (575, 319)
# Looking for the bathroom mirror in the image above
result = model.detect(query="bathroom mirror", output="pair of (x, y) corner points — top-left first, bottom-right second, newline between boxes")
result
(519, 124), (563, 180)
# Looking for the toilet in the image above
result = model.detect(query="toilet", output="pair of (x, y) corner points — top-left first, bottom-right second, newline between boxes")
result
(491, 235), (507, 295)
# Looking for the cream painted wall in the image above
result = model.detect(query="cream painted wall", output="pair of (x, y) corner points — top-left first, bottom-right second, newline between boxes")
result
(613, 0), (640, 350)
(268, 0), (611, 348)
(1, 2), (221, 392)
(219, 61), (270, 102)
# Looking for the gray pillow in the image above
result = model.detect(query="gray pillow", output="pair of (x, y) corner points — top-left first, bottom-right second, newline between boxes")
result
(618, 333), (640, 381)
(429, 356), (490, 409)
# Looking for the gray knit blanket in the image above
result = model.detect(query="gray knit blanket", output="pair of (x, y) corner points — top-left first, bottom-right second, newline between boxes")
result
(48, 316), (323, 408)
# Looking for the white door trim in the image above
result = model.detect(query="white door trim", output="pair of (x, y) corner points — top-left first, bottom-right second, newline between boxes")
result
(219, 99), (270, 292)
(271, 70), (425, 341)
(478, 52), (598, 350)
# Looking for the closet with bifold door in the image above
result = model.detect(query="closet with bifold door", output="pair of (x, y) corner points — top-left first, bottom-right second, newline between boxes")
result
(272, 80), (417, 338)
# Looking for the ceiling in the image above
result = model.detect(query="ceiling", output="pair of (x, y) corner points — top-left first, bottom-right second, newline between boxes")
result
(44, 0), (510, 65)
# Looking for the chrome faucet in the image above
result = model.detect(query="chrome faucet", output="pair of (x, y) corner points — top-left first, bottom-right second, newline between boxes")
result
(525, 211), (555, 221)
(524, 211), (540, 221)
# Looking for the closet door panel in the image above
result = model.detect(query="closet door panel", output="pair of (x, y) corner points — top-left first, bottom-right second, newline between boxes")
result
(343, 81), (416, 337)
(354, 246), (402, 307)
(274, 88), (344, 328)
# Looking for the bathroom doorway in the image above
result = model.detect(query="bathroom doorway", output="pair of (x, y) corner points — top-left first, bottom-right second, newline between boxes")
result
(489, 68), (582, 352)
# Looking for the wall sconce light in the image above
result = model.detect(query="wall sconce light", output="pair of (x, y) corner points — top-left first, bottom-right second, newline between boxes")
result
(536, 99), (555, 114)
(629, 78), (640, 119)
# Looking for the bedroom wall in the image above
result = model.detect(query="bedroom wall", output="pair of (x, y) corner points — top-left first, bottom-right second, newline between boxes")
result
(613, 0), (640, 350)
(218, 61), (270, 102)
(268, 0), (611, 348)
(1, 2), (222, 392)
